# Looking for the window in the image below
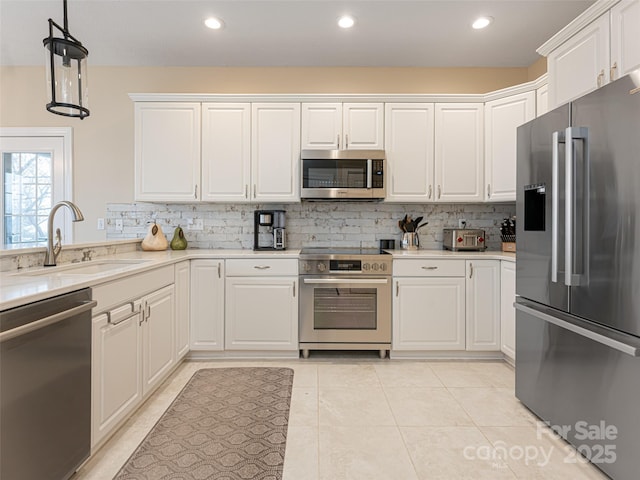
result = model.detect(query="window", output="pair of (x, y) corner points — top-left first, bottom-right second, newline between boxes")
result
(0, 128), (73, 247)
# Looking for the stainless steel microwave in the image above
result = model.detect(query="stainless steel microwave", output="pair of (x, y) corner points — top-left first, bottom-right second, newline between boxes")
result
(301, 149), (386, 200)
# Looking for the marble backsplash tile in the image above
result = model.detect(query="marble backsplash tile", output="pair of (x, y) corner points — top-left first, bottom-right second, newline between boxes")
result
(106, 202), (516, 251)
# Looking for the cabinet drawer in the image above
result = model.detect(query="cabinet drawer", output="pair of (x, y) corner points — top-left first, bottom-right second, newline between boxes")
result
(92, 265), (174, 313)
(393, 259), (465, 277)
(225, 258), (298, 276)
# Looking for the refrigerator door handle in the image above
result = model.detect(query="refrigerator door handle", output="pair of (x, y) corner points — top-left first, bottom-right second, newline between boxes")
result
(564, 126), (590, 287)
(551, 130), (564, 283)
(515, 302), (640, 357)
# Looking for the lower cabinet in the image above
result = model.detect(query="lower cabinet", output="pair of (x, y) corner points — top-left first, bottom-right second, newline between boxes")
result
(500, 261), (516, 361)
(141, 285), (175, 396)
(174, 261), (190, 360)
(190, 259), (225, 351)
(465, 260), (501, 351)
(225, 259), (298, 351)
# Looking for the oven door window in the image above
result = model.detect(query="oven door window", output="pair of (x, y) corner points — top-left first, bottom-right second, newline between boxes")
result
(302, 160), (367, 189)
(313, 287), (377, 329)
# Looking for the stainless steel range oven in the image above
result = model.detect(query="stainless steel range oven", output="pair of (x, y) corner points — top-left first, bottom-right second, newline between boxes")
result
(299, 248), (392, 358)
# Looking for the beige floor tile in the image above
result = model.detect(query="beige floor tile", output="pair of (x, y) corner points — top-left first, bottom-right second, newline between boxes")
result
(481, 426), (610, 480)
(384, 387), (474, 426)
(291, 364), (319, 387)
(374, 361), (444, 388)
(430, 362), (496, 387)
(319, 387), (396, 426)
(289, 387), (318, 426)
(449, 387), (537, 427)
(319, 426), (418, 480)
(283, 426), (318, 480)
(468, 361), (516, 389)
(318, 364), (381, 388)
(400, 426), (516, 479)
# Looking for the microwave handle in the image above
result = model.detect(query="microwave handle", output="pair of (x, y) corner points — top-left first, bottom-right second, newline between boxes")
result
(367, 159), (372, 189)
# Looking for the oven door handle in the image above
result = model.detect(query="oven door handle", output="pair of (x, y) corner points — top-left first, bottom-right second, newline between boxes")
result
(302, 278), (389, 284)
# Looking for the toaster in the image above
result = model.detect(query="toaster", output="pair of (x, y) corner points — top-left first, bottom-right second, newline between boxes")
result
(443, 228), (487, 251)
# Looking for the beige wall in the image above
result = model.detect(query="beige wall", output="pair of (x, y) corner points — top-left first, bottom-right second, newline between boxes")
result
(0, 66), (534, 243)
(527, 57), (548, 81)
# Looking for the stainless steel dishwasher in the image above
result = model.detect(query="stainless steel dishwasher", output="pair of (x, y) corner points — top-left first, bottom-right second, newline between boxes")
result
(0, 288), (96, 480)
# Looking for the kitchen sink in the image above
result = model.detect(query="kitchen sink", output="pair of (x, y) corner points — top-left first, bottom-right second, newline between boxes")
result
(18, 259), (151, 276)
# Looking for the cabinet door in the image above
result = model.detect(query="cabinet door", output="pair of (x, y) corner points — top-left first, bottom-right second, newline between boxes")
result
(610, 0), (640, 79)
(251, 103), (301, 202)
(392, 277), (466, 350)
(142, 285), (175, 396)
(342, 103), (384, 149)
(500, 261), (516, 361)
(484, 92), (535, 202)
(190, 259), (225, 351)
(547, 13), (610, 108)
(201, 103), (251, 202)
(225, 276), (298, 350)
(134, 102), (201, 201)
(465, 260), (501, 351)
(536, 84), (549, 117)
(384, 103), (435, 202)
(91, 311), (142, 448)
(434, 103), (484, 202)
(174, 261), (190, 360)
(301, 103), (342, 150)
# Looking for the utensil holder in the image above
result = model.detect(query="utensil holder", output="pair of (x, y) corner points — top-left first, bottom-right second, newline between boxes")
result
(401, 232), (419, 250)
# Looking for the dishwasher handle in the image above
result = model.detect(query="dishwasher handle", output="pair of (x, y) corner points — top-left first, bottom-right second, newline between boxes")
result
(0, 300), (97, 343)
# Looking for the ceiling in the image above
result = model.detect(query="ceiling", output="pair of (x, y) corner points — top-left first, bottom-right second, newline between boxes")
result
(0, 0), (594, 68)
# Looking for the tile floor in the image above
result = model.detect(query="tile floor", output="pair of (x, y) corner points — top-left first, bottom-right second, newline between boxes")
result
(74, 357), (609, 480)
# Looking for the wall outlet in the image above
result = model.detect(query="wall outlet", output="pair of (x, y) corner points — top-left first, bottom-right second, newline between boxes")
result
(187, 218), (204, 231)
(115, 219), (123, 231)
(458, 219), (467, 229)
(97, 218), (105, 230)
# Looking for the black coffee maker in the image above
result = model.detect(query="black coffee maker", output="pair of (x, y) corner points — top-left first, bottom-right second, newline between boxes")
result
(253, 210), (286, 250)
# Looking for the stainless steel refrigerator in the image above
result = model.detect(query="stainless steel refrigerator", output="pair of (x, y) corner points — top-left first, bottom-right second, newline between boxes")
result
(516, 69), (640, 480)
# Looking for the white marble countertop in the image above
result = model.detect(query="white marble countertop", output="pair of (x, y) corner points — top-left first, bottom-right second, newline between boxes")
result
(0, 247), (515, 311)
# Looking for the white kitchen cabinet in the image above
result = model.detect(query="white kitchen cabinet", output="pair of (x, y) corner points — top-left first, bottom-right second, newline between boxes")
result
(384, 103), (435, 202)
(190, 259), (225, 351)
(484, 92), (536, 202)
(536, 84), (549, 117)
(610, 0), (640, 79)
(434, 103), (484, 203)
(225, 258), (298, 351)
(251, 103), (301, 202)
(392, 259), (466, 351)
(134, 102), (201, 201)
(500, 261), (516, 362)
(465, 260), (501, 351)
(301, 102), (384, 150)
(174, 261), (190, 360)
(141, 284), (175, 396)
(201, 103), (251, 202)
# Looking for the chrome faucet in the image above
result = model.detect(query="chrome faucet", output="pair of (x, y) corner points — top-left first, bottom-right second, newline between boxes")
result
(44, 201), (85, 266)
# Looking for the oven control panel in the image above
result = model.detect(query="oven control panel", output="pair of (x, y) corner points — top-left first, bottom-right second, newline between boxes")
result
(300, 258), (392, 275)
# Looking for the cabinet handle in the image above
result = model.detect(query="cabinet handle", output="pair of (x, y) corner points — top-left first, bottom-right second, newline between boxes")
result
(146, 303), (151, 321)
(253, 184), (257, 198)
(245, 184), (248, 199)
(469, 263), (474, 279)
(610, 62), (618, 82)
(421, 266), (438, 270)
(337, 134), (340, 149)
(217, 262), (221, 278)
(293, 282), (296, 297)
(597, 69), (605, 88)
(428, 185), (432, 199)
(194, 185), (198, 199)
(487, 184), (491, 199)
(396, 281), (399, 297)
(254, 265), (271, 270)
(437, 185), (441, 199)
(345, 134), (349, 149)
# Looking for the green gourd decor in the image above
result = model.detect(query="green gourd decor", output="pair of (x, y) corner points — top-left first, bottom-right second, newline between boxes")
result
(170, 226), (188, 250)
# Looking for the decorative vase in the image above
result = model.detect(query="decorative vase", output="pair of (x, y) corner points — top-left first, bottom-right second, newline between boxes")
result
(170, 226), (188, 250)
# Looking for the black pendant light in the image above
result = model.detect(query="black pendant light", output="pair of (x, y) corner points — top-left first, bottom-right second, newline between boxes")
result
(43, 0), (90, 119)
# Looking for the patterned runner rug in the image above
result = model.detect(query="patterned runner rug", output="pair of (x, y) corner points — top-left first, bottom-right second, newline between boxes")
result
(114, 367), (294, 480)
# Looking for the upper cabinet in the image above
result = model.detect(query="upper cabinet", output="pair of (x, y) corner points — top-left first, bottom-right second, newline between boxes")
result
(544, 0), (640, 109)
(434, 103), (484, 203)
(536, 84), (549, 117)
(135, 102), (201, 202)
(251, 103), (301, 202)
(301, 102), (383, 150)
(484, 91), (536, 202)
(384, 103), (435, 202)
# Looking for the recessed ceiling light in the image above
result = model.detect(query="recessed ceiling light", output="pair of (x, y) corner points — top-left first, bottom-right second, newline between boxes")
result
(338, 15), (355, 29)
(204, 17), (224, 30)
(472, 16), (493, 29)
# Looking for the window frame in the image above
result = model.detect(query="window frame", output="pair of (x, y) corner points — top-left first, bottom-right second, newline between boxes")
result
(0, 127), (74, 246)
